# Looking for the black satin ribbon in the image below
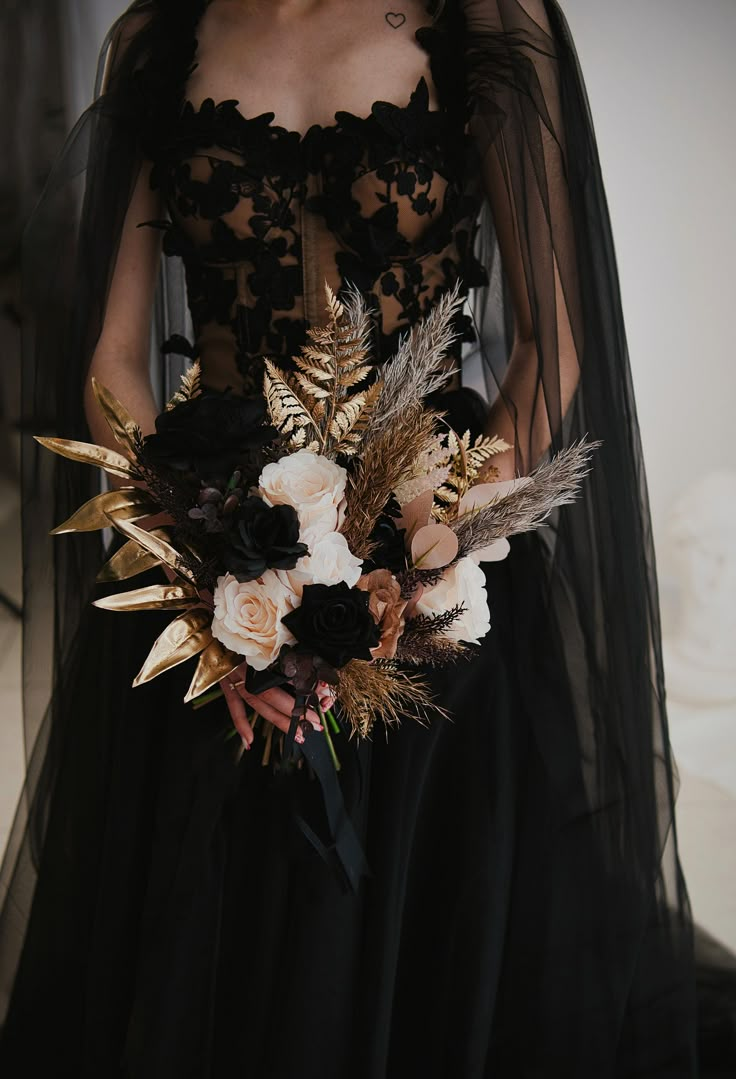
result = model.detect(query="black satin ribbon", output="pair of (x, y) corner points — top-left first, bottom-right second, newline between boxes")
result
(293, 728), (371, 894)
(245, 664), (370, 892)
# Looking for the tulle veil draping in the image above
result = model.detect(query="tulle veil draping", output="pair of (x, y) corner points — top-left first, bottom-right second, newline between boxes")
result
(0, 0), (696, 1056)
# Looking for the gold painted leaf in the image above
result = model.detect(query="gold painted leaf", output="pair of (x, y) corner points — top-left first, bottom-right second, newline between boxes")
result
(93, 582), (199, 612)
(329, 397), (365, 440)
(111, 516), (197, 582)
(300, 346), (334, 366)
(34, 436), (139, 480)
(51, 488), (155, 534)
(165, 361), (202, 411)
(91, 378), (142, 454)
(96, 535), (167, 583)
(339, 365), (372, 389)
(263, 360), (316, 438)
(293, 357), (333, 381)
(133, 608), (212, 687)
(184, 638), (242, 702)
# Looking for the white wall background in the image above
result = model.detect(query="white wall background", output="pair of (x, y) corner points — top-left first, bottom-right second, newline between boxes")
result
(562, 0), (736, 597)
(555, 0), (736, 949)
(58, 0), (123, 120)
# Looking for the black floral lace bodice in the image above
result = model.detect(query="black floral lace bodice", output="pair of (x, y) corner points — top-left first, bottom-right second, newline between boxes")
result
(138, 16), (488, 395)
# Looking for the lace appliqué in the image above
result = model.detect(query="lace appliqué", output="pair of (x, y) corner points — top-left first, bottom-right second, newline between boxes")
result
(139, 18), (488, 392)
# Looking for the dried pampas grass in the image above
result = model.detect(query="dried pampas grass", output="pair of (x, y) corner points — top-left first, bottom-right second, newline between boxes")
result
(368, 281), (464, 434)
(342, 405), (441, 558)
(453, 437), (601, 556)
(337, 659), (448, 739)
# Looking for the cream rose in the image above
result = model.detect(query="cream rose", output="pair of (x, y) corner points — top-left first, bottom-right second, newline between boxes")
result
(259, 449), (347, 541)
(212, 571), (297, 671)
(278, 531), (362, 596)
(413, 557), (491, 644)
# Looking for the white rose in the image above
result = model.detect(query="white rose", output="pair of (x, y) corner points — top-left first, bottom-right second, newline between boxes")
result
(259, 449), (347, 541)
(279, 531), (362, 596)
(413, 557), (491, 644)
(212, 571), (298, 671)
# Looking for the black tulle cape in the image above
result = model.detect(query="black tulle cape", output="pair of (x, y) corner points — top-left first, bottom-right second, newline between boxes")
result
(0, 2), (704, 1074)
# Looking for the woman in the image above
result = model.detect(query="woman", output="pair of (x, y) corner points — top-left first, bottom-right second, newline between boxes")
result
(0, 1), (698, 1075)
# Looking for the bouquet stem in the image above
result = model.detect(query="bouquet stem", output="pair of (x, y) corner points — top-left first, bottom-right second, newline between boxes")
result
(192, 686), (224, 710)
(317, 702), (341, 772)
(324, 707), (341, 736)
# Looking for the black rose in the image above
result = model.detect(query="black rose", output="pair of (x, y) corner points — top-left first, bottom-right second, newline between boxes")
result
(281, 582), (381, 669)
(142, 390), (276, 480)
(363, 499), (407, 575)
(223, 497), (308, 581)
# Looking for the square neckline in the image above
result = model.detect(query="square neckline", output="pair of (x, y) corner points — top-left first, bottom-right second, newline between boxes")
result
(182, 2), (442, 143)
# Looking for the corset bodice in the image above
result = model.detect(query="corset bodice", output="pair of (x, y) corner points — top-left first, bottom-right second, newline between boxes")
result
(140, 18), (488, 395)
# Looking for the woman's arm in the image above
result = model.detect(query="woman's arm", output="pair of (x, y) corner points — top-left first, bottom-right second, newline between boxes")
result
(481, 148), (579, 480)
(83, 157), (162, 449)
(470, 0), (583, 481)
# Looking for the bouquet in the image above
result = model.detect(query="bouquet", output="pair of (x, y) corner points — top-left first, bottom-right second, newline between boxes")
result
(38, 284), (598, 756)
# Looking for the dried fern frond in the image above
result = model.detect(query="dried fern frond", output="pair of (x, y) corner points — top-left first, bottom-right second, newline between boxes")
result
(165, 361), (202, 411)
(396, 608), (472, 667)
(264, 359), (318, 443)
(369, 281), (465, 434)
(394, 432), (452, 504)
(337, 658), (448, 738)
(467, 432), (513, 474)
(396, 636), (471, 667)
(265, 283), (381, 456)
(453, 437), (602, 556)
(394, 608), (470, 664)
(396, 565), (446, 599)
(342, 405), (441, 558)
(402, 605), (466, 640)
(433, 429), (514, 522)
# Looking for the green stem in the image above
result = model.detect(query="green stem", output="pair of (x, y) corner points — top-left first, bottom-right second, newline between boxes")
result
(324, 707), (341, 736)
(317, 702), (341, 773)
(191, 686), (224, 710)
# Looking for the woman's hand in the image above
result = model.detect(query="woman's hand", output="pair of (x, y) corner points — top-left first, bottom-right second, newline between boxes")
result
(221, 663), (335, 750)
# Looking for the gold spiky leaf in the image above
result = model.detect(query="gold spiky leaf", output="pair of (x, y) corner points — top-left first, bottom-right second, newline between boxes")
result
(165, 360), (202, 411)
(34, 436), (139, 480)
(91, 378), (142, 455)
(132, 608), (212, 687)
(184, 638), (243, 702)
(110, 516), (197, 583)
(96, 536), (165, 583)
(51, 488), (155, 534)
(93, 582), (199, 612)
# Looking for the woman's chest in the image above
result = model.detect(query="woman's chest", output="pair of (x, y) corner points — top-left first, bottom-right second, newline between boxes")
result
(151, 75), (478, 268)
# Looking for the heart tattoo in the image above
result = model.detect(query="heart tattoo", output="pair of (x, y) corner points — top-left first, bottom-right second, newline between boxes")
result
(385, 11), (407, 28)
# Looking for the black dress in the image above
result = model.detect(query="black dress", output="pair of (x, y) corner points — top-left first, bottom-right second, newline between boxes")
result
(0, 2), (702, 1076)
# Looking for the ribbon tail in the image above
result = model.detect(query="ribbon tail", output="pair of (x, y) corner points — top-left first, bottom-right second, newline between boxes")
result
(297, 730), (371, 894)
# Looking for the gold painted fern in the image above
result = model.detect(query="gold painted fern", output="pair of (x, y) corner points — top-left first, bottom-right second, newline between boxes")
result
(165, 361), (202, 411)
(264, 284), (382, 456)
(434, 430), (513, 520)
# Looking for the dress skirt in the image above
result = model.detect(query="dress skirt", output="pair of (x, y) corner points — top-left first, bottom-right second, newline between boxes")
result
(0, 532), (697, 1078)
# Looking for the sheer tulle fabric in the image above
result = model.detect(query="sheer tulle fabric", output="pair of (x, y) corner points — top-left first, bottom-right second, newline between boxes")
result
(0, 1), (699, 1075)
